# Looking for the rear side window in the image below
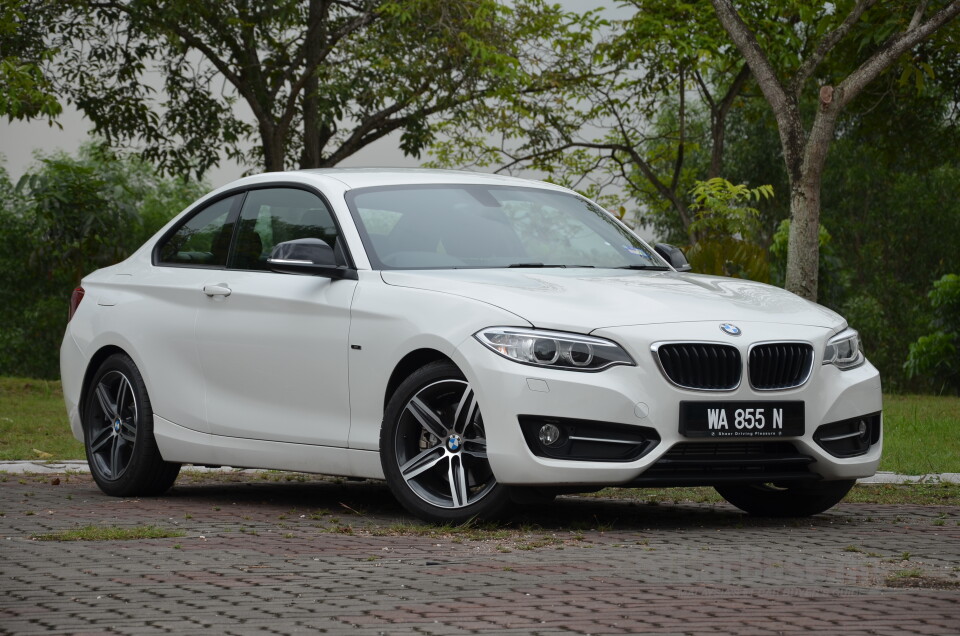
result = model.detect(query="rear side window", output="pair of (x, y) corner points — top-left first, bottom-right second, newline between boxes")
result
(228, 188), (339, 271)
(157, 195), (241, 267)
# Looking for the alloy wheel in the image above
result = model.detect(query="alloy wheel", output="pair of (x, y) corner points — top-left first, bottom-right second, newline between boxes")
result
(393, 378), (496, 509)
(87, 370), (138, 480)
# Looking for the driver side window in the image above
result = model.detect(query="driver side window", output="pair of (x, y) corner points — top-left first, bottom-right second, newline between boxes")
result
(228, 187), (340, 271)
(156, 194), (241, 267)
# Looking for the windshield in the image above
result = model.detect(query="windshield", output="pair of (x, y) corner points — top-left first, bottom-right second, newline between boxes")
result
(345, 184), (667, 270)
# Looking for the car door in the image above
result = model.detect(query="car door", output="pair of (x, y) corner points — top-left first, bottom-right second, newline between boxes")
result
(144, 192), (243, 434)
(195, 186), (357, 446)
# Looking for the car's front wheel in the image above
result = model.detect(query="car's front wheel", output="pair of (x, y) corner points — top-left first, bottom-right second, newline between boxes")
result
(380, 361), (512, 523)
(83, 353), (180, 497)
(714, 479), (856, 517)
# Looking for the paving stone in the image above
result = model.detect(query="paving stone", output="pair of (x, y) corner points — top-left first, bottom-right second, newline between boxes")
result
(1, 472), (957, 635)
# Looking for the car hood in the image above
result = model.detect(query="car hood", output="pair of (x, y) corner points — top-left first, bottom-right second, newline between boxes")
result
(380, 269), (845, 332)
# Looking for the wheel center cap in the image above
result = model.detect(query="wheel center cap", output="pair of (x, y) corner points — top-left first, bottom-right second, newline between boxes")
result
(114, 419), (122, 433)
(447, 434), (462, 452)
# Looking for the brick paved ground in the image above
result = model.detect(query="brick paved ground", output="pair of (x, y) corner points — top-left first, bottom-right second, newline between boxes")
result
(1, 471), (957, 635)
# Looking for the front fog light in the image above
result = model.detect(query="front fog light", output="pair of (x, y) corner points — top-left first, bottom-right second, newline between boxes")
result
(538, 423), (563, 446)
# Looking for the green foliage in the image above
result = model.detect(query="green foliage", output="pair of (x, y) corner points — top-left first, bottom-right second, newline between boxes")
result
(688, 178), (773, 238)
(820, 123), (960, 391)
(685, 178), (774, 281)
(929, 274), (960, 323)
(0, 0), (61, 122)
(905, 275), (960, 395)
(0, 145), (205, 379)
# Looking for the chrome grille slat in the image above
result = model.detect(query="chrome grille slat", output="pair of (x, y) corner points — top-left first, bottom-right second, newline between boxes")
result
(654, 343), (741, 391)
(749, 343), (814, 390)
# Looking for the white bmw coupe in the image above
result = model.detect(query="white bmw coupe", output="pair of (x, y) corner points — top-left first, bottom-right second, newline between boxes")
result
(61, 169), (882, 522)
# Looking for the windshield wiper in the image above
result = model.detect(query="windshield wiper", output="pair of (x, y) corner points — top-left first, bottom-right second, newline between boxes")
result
(507, 262), (567, 268)
(616, 264), (671, 271)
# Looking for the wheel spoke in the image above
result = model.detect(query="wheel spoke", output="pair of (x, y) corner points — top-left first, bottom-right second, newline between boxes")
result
(453, 388), (477, 434)
(118, 420), (137, 443)
(461, 438), (487, 460)
(448, 455), (469, 508)
(400, 446), (446, 482)
(89, 426), (113, 454)
(95, 383), (117, 420)
(109, 435), (123, 478)
(116, 376), (132, 419)
(405, 397), (448, 439)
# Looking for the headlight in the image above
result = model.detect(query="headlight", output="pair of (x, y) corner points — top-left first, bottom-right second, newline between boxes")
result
(823, 328), (864, 370)
(475, 327), (635, 371)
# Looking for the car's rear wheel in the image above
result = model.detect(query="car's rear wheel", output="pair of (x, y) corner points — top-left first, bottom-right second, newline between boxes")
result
(83, 353), (180, 497)
(380, 361), (512, 523)
(714, 479), (855, 517)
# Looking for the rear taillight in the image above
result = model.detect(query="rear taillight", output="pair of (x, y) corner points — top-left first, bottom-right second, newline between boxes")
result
(68, 286), (85, 322)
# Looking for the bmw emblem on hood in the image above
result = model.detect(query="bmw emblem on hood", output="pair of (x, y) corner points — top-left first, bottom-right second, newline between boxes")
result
(720, 323), (742, 336)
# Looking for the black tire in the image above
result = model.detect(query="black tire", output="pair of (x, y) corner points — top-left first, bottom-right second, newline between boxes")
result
(82, 353), (180, 497)
(380, 361), (512, 523)
(715, 479), (856, 517)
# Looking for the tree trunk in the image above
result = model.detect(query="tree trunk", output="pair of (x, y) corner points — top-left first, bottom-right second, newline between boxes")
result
(707, 64), (750, 179)
(300, 80), (321, 169)
(785, 179), (821, 301)
(300, 0), (323, 169)
(707, 124), (724, 180)
(783, 93), (841, 301)
(260, 121), (286, 172)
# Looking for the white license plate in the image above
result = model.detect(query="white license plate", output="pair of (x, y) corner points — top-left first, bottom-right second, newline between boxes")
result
(679, 402), (804, 438)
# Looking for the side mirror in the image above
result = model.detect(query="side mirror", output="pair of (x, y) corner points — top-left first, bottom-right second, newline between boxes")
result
(654, 243), (692, 272)
(267, 238), (358, 280)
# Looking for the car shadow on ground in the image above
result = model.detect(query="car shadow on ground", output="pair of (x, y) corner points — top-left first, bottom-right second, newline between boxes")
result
(154, 473), (850, 533)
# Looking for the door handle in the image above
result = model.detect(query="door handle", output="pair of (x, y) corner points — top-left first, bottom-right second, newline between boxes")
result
(202, 283), (232, 297)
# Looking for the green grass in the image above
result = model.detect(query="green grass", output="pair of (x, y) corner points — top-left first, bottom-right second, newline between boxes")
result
(0, 377), (957, 474)
(0, 378), (82, 461)
(881, 394), (960, 474)
(33, 524), (185, 541)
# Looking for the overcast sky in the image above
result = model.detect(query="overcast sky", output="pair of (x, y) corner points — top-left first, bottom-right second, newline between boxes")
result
(0, 1), (630, 189)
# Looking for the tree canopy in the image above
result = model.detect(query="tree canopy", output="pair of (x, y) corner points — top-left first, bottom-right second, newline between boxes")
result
(43, 0), (592, 177)
(0, 0), (61, 122)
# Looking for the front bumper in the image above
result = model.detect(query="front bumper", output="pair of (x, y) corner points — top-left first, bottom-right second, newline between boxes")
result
(454, 321), (882, 487)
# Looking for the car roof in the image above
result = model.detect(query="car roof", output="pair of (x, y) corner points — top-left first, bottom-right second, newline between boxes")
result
(229, 168), (570, 192)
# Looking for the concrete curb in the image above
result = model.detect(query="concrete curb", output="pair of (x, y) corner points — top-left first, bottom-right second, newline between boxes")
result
(1, 460), (957, 483)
